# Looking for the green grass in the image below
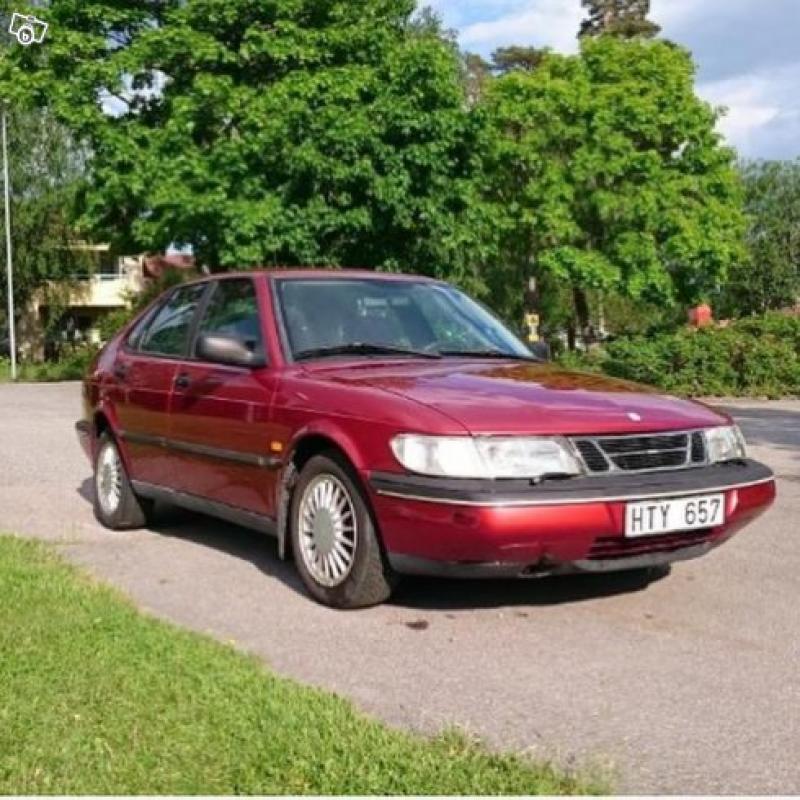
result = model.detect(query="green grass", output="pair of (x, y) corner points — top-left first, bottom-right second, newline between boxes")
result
(0, 535), (599, 795)
(0, 354), (92, 383)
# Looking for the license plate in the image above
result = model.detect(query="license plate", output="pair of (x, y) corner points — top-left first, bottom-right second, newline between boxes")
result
(625, 493), (725, 537)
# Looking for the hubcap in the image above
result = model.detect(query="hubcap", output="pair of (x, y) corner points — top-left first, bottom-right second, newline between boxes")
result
(97, 443), (123, 517)
(298, 474), (357, 588)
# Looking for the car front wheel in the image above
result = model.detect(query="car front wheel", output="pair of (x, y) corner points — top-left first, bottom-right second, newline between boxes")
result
(290, 452), (396, 609)
(93, 432), (153, 530)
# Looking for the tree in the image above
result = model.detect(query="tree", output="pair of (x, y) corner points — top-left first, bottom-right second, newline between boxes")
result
(491, 46), (547, 74)
(0, 0), (484, 294)
(721, 160), (800, 316)
(463, 52), (491, 106)
(479, 37), (745, 343)
(579, 0), (661, 39)
(0, 103), (87, 341)
(461, 47), (547, 109)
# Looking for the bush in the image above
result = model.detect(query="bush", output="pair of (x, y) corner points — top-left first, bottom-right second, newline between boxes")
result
(558, 313), (800, 398)
(1, 346), (97, 383)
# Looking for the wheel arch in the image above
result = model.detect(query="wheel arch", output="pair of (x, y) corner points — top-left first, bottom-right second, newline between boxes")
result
(90, 405), (131, 472)
(276, 427), (371, 561)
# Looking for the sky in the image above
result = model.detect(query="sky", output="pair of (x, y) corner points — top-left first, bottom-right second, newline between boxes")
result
(424, 0), (800, 160)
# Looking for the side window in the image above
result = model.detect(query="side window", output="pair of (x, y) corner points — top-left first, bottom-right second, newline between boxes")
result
(139, 283), (208, 357)
(126, 303), (162, 350)
(195, 279), (264, 360)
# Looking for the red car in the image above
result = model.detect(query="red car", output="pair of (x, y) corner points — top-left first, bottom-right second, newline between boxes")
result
(77, 271), (776, 608)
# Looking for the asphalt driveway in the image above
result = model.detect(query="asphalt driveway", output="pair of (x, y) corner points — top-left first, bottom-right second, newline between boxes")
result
(1, 383), (798, 793)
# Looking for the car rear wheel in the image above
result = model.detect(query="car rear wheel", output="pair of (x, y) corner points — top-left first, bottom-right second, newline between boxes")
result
(290, 452), (396, 609)
(93, 433), (153, 530)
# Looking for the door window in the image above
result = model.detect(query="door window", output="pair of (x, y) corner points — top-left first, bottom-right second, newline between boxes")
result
(138, 283), (208, 357)
(194, 279), (265, 361)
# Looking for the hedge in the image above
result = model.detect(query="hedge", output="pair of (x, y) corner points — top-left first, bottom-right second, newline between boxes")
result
(559, 313), (800, 398)
(0, 346), (96, 383)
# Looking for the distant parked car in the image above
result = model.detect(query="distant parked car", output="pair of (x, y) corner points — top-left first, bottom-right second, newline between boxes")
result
(76, 271), (776, 608)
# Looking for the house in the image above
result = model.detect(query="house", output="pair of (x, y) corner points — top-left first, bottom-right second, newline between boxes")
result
(19, 244), (195, 360)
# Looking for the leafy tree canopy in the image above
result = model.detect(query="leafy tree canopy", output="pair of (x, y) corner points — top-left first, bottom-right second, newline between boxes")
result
(0, 0), (482, 286)
(479, 36), (745, 328)
(0, 102), (87, 323)
(721, 160), (800, 315)
(491, 46), (547, 74)
(579, 0), (661, 39)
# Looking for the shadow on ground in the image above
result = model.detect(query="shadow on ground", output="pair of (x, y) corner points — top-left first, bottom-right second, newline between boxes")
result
(78, 478), (667, 610)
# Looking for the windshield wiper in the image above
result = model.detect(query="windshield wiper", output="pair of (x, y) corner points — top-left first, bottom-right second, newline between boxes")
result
(438, 349), (540, 362)
(294, 343), (442, 362)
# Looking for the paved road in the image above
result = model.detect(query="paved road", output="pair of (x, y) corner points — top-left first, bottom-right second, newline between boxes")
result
(1, 383), (798, 793)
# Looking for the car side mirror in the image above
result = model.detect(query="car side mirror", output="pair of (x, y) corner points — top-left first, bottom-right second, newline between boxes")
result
(530, 340), (551, 361)
(197, 333), (265, 368)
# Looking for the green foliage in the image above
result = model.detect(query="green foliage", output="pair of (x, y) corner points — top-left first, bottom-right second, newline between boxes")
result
(0, 535), (600, 794)
(0, 0), (483, 296)
(491, 46), (547, 73)
(0, 105), (87, 321)
(479, 37), (746, 330)
(562, 314), (800, 398)
(579, 0), (661, 39)
(0, 344), (95, 382)
(720, 159), (800, 316)
(0, 0), (751, 339)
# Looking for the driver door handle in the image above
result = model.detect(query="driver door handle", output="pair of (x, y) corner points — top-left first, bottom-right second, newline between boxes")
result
(174, 373), (192, 390)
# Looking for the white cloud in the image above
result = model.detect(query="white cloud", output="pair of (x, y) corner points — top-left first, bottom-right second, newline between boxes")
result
(438, 0), (583, 53)
(422, 0), (800, 158)
(699, 64), (800, 158)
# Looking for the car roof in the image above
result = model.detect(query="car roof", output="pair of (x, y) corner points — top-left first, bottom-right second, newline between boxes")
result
(189, 268), (441, 284)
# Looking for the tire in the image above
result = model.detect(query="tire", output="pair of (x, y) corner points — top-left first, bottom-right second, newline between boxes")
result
(290, 452), (396, 609)
(93, 432), (154, 530)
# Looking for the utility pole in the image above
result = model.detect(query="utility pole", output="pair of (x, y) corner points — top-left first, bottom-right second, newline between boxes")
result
(2, 104), (15, 381)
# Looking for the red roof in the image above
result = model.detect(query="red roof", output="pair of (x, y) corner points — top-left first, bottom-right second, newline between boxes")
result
(143, 253), (196, 279)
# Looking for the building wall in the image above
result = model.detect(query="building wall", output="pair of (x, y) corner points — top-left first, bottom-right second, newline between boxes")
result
(20, 253), (147, 361)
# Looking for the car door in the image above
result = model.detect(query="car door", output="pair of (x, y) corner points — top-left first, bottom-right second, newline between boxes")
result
(112, 281), (210, 488)
(167, 277), (281, 518)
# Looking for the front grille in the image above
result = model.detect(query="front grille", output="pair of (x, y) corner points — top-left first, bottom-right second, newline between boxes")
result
(612, 450), (687, 471)
(574, 440), (610, 472)
(691, 431), (706, 463)
(573, 430), (708, 474)
(587, 529), (715, 561)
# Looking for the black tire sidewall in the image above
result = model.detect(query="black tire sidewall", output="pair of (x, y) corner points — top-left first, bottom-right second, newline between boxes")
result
(290, 452), (392, 608)
(93, 433), (149, 530)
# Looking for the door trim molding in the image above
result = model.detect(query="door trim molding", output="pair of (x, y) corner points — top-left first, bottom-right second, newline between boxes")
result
(120, 430), (282, 470)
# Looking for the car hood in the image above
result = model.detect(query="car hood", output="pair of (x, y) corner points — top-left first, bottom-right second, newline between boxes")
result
(308, 360), (728, 436)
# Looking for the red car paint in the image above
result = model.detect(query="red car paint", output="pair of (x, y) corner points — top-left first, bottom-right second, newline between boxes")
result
(78, 270), (776, 580)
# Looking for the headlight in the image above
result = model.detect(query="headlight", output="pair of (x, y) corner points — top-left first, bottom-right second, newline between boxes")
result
(704, 425), (747, 463)
(390, 434), (584, 480)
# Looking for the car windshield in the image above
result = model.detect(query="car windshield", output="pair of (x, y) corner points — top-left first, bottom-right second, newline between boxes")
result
(276, 278), (535, 362)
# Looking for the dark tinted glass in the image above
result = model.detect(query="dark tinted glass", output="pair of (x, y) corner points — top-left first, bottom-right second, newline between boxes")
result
(139, 283), (207, 357)
(195, 279), (264, 360)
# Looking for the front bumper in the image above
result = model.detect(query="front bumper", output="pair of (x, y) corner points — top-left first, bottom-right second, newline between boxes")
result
(368, 460), (776, 577)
